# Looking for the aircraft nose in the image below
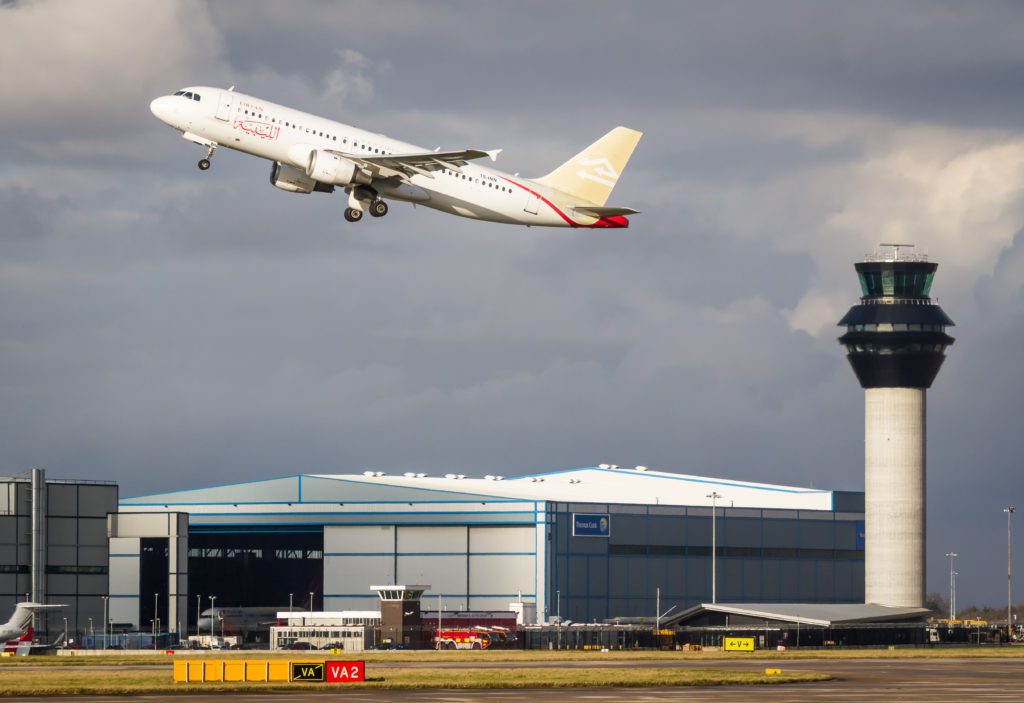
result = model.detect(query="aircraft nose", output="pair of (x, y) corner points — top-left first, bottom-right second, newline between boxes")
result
(149, 96), (174, 122)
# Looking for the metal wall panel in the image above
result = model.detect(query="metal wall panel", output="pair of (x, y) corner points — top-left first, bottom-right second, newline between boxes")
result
(47, 485), (77, 517)
(77, 519), (108, 546)
(47, 546), (77, 566)
(396, 555), (465, 595)
(48, 517), (78, 546)
(397, 526), (467, 554)
(324, 555), (394, 596)
(468, 526), (534, 553)
(77, 485), (117, 517)
(324, 525), (394, 554)
(0, 516), (16, 543)
(468, 554), (534, 596)
(800, 521), (836, 549)
(762, 519), (798, 547)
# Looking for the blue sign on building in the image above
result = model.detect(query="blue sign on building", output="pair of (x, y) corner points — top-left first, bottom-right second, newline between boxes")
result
(573, 513), (611, 537)
(855, 520), (865, 550)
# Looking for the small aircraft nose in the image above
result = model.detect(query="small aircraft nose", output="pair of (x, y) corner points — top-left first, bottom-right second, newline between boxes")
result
(149, 96), (174, 122)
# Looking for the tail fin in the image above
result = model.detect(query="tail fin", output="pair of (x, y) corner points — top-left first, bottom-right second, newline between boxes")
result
(534, 126), (642, 206)
(4, 604), (36, 634)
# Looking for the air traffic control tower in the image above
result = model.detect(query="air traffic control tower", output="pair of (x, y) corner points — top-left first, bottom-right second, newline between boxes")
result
(838, 244), (954, 608)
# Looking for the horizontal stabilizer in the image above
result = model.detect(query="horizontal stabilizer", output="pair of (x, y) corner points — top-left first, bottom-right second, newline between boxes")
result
(572, 206), (640, 217)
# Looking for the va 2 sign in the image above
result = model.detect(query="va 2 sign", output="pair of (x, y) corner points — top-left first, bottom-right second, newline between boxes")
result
(326, 661), (365, 683)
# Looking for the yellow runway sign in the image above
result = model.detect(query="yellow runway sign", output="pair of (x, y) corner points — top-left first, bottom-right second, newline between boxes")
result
(723, 637), (755, 651)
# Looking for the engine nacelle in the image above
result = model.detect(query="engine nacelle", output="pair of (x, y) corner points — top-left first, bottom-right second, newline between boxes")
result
(270, 162), (334, 194)
(306, 150), (372, 186)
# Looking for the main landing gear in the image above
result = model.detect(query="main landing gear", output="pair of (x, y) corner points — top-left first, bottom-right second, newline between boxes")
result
(344, 185), (388, 223)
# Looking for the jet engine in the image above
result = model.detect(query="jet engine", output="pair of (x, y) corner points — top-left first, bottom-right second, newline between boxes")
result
(269, 162), (335, 194)
(306, 150), (373, 186)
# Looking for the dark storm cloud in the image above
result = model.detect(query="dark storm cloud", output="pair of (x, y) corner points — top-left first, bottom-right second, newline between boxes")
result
(1, 0), (1023, 607)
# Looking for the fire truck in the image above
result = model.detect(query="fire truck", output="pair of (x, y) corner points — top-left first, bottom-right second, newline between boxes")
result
(434, 625), (516, 650)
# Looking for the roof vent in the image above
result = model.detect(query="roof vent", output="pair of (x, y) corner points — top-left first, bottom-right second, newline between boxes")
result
(374, 471), (385, 477)
(444, 473), (457, 479)
(598, 464), (610, 469)
(635, 466), (648, 472)
(568, 478), (581, 484)
(416, 473), (426, 478)
(496, 476), (504, 481)
(403, 472), (417, 478)
(363, 471), (375, 477)
(456, 474), (466, 480)
(609, 464), (620, 470)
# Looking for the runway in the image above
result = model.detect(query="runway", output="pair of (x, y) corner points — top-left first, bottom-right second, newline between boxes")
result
(2, 657), (1023, 701)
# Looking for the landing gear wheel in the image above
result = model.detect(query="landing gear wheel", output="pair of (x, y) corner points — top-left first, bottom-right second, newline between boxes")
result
(198, 159), (211, 171)
(369, 200), (389, 218)
(344, 207), (364, 222)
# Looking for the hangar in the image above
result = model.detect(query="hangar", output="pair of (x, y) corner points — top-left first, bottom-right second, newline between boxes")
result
(109, 465), (865, 633)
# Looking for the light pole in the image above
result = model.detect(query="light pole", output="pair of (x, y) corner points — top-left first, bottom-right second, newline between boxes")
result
(556, 589), (561, 650)
(209, 596), (216, 639)
(952, 571), (959, 621)
(1005, 507), (1015, 640)
(945, 552), (958, 619)
(309, 591), (315, 612)
(62, 617), (68, 649)
(101, 596), (108, 650)
(707, 492), (723, 603)
(88, 618), (93, 646)
(289, 593), (294, 614)
(196, 594), (201, 636)
(437, 594), (443, 650)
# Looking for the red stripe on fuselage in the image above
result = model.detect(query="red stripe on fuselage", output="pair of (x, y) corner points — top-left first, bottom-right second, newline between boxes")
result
(498, 177), (628, 229)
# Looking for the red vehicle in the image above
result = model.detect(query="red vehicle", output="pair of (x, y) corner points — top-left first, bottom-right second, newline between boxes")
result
(434, 626), (516, 650)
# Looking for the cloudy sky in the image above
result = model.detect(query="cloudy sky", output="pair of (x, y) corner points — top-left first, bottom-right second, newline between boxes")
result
(2, 0), (1023, 607)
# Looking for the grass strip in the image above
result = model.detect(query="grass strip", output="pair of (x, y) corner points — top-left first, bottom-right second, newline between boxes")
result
(5, 645), (1024, 667)
(0, 666), (828, 695)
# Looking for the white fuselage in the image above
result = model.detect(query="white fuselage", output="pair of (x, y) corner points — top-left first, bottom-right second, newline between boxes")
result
(150, 87), (625, 228)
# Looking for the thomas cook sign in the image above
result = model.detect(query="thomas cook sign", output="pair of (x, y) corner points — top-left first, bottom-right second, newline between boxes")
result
(573, 513), (611, 537)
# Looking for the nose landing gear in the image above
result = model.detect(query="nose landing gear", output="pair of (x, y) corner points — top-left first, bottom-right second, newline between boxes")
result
(197, 143), (217, 171)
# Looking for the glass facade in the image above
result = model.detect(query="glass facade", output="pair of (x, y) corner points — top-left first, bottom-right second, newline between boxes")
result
(548, 503), (864, 623)
(857, 268), (934, 298)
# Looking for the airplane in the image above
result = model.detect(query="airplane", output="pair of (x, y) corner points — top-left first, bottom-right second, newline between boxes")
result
(149, 87), (642, 228)
(0, 602), (64, 650)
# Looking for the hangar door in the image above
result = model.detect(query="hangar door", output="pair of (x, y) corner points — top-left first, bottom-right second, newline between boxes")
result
(324, 525), (536, 612)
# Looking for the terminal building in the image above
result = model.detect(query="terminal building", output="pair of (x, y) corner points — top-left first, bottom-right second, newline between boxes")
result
(109, 465), (866, 632)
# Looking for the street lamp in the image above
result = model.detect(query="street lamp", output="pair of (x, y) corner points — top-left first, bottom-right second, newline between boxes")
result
(62, 617), (68, 648)
(289, 593), (293, 614)
(1006, 507), (1016, 640)
(437, 594), (443, 650)
(309, 591), (315, 612)
(88, 618), (93, 646)
(196, 594), (201, 637)
(707, 492), (723, 604)
(209, 596), (217, 638)
(945, 552), (958, 619)
(101, 596), (108, 650)
(556, 589), (561, 650)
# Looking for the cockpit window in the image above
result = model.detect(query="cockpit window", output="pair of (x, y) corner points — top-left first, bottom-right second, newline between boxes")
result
(174, 90), (185, 96)
(183, 91), (194, 99)
(192, 93), (201, 101)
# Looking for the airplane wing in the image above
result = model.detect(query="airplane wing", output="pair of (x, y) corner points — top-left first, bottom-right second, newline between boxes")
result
(328, 148), (502, 181)
(571, 206), (641, 217)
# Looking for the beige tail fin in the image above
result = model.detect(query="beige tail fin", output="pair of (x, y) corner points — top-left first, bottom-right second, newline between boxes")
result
(534, 126), (642, 206)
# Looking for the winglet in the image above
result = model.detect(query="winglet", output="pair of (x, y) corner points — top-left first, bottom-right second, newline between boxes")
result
(486, 149), (502, 162)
